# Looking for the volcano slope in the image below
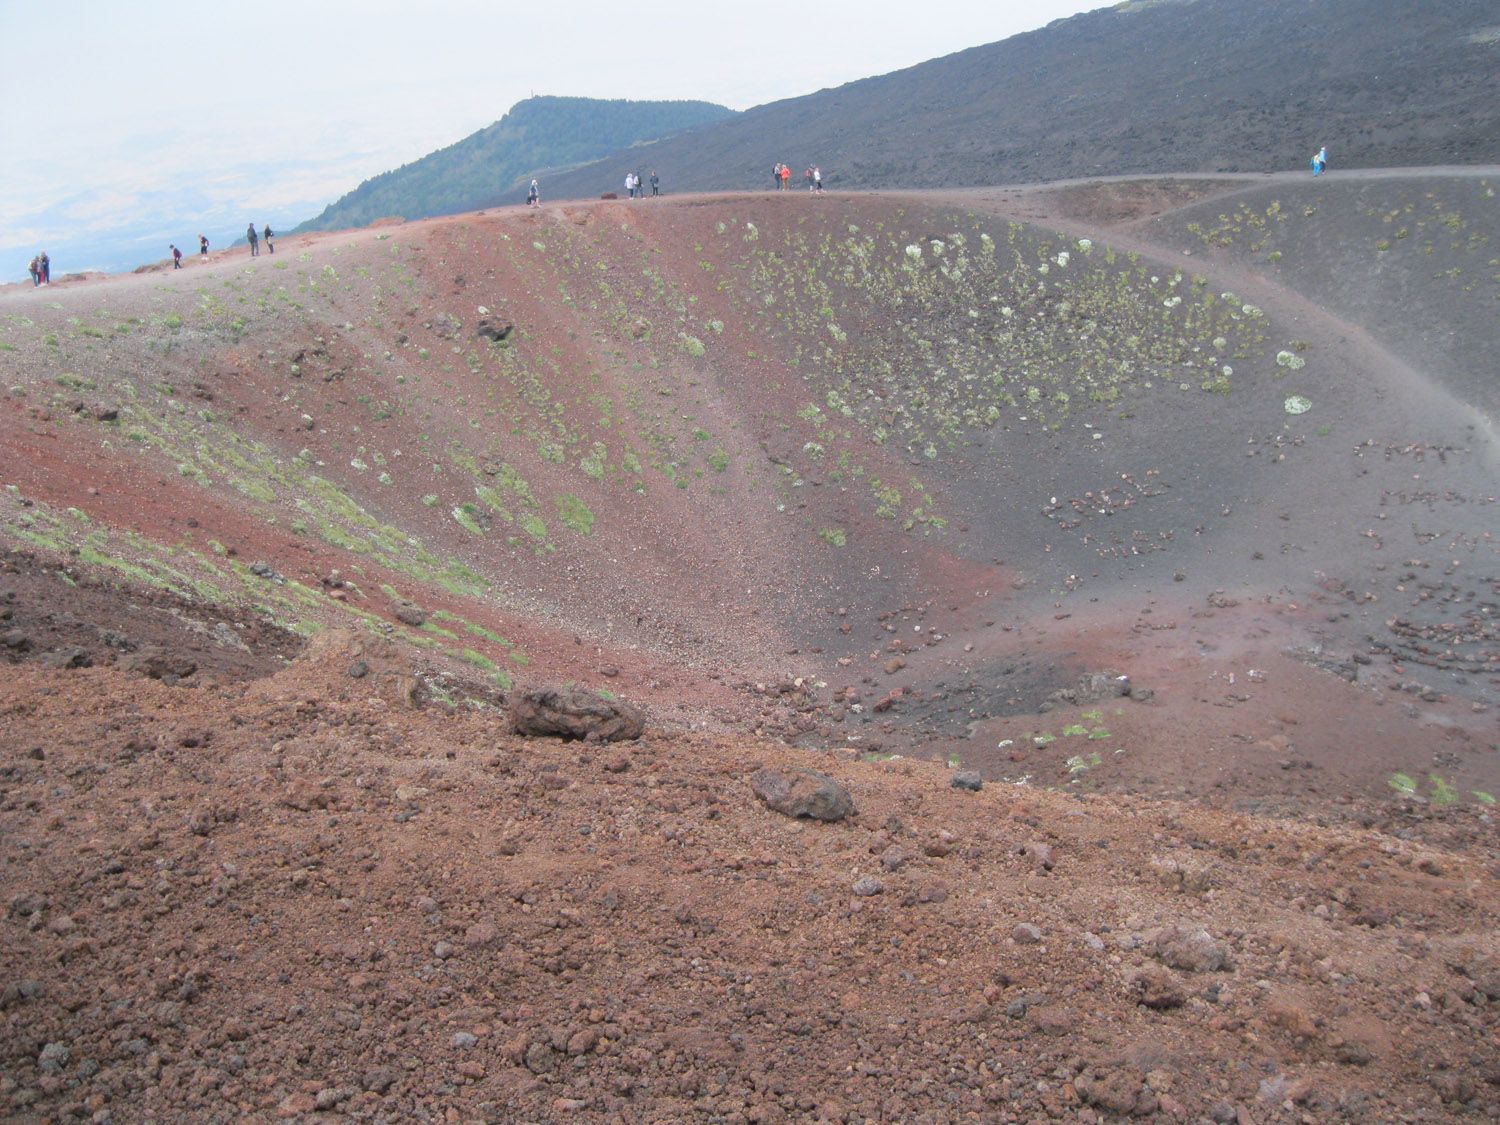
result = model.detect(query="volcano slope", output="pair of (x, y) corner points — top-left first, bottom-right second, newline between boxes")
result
(0, 174), (1497, 1122)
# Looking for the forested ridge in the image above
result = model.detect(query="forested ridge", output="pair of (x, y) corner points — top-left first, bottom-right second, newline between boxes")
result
(295, 96), (734, 231)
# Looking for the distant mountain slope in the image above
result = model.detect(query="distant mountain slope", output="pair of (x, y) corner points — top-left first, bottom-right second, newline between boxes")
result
(545, 0), (1500, 198)
(294, 96), (734, 232)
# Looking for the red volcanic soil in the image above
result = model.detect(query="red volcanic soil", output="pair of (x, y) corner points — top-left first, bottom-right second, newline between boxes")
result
(1, 175), (1497, 1121)
(1, 597), (1496, 1123)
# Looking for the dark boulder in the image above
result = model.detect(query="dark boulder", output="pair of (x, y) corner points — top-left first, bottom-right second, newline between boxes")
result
(39, 646), (92, 669)
(750, 768), (855, 822)
(121, 647), (198, 681)
(392, 600), (427, 627)
(510, 686), (645, 742)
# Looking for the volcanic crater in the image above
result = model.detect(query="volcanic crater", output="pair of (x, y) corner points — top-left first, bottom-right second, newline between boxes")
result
(1, 171), (1497, 1122)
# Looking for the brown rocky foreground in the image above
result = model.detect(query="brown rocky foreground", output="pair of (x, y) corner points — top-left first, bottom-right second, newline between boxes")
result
(3, 622), (1497, 1124)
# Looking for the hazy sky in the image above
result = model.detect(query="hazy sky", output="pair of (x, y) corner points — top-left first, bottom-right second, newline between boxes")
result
(0, 0), (1103, 273)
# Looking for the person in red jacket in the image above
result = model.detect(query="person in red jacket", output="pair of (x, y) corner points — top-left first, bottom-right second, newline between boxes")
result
(780, 163), (791, 190)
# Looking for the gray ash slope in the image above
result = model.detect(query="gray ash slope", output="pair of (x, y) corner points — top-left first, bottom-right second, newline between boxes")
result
(544, 0), (1500, 199)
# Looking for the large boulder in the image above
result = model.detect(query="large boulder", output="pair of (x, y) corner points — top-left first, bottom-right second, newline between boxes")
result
(391, 600), (427, 627)
(750, 768), (855, 822)
(1151, 926), (1231, 973)
(121, 646), (198, 681)
(39, 646), (92, 669)
(510, 687), (645, 742)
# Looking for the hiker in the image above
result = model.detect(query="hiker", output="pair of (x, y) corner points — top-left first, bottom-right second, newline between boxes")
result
(263, 225), (275, 254)
(27, 256), (39, 287)
(1311, 145), (1328, 176)
(247, 223), (259, 257)
(625, 172), (635, 199)
(813, 166), (824, 194)
(199, 234), (209, 255)
(772, 163), (782, 190)
(649, 170), (659, 197)
(527, 179), (539, 206)
(805, 167), (814, 191)
(635, 172), (645, 201)
(171, 244), (182, 269)
(780, 163), (791, 191)
(38, 251), (49, 284)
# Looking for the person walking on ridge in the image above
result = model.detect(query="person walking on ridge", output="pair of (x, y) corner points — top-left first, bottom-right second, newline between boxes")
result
(263, 225), (275, 254)
(527, 179), (540, 206)
(1310, 145), (1328, 176)
(247, 223), (259, 257)
(625, 171), (635, 199)
(171, 244), (183, 269)
(813, 166), (824, 194)
(650, 170), (659, 197)
(779, 163), (791, 191)
(772, 163), (782, 191)
(27, 256), (40, 287)
(199, 234), (209, 256)
(38, 251), (49, 284)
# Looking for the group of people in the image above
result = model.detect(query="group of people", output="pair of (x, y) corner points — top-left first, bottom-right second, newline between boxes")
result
(25, 251), (50, 286)
(167, 224), (272, 269)
(26, 144), (1340, 287)
(772, 163), (823, 193)
(624, 171), (659, 199)
(247, 222), (275, 256)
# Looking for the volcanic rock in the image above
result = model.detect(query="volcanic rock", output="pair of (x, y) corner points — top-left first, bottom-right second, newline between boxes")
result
(1126, 964), (1187, 1009)
(39, 646), (92, 669)
(511, 686), (646, 742)
(750, 768), (855, 822)
(121, 646), (198, 681)
(392, 600), (428, 627)
(1151, 926), (1231, 973)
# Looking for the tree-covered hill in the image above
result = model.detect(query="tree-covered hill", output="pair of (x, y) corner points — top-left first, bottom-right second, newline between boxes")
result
(294, 96), (734, 232)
